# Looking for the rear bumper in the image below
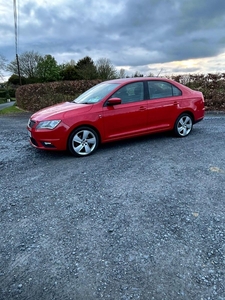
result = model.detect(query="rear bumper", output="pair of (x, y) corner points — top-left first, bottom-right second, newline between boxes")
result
(194, 105), (205, 124)
(194, 116), (204, 124)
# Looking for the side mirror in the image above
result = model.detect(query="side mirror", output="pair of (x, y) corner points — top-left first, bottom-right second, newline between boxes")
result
(107, 97), (121, 106)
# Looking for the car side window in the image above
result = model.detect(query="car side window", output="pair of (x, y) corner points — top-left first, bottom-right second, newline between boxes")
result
(172, 85), (182, 96)
(111, 82), (144, 104)
(148, 81), (182, 99)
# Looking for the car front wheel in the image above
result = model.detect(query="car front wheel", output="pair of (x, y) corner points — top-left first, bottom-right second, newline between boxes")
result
(174, 113), (193, 137)
(68, 127), (99, 157)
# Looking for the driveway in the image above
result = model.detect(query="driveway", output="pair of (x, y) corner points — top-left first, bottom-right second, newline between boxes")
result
(0, 112), (225, 300)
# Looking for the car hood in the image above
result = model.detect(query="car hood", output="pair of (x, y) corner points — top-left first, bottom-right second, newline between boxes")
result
(31, 102), (93, 121)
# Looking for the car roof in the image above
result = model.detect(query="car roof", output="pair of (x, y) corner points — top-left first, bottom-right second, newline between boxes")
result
(105, 77), (173, 84)
(104, 77), (192, 92)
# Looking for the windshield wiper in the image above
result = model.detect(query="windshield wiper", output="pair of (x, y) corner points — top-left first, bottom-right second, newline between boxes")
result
(73, 101), (89, 104)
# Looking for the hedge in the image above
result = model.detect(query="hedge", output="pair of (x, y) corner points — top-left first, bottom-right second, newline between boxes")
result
(16, 80), (102, 112)
(169, 73), (225, 111)
(15, 75), (225, 112)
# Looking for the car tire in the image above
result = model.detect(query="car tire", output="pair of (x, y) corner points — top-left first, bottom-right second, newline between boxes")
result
(68, 127), (99, 157)
(174, 113), (193, 137)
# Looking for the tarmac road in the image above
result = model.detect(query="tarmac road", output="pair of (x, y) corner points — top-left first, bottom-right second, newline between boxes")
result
(0, 112), (225, 300)
(0, 101), (16, 110)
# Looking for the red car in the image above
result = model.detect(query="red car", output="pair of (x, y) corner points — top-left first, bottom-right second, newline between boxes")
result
(27, 77), (205, 157)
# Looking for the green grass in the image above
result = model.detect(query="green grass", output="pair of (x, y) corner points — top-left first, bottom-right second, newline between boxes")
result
(0, 105), (24, 115)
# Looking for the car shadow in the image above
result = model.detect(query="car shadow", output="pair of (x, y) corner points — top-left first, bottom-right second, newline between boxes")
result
(26, 128), (201, 160)
(98, 131), (173, 153)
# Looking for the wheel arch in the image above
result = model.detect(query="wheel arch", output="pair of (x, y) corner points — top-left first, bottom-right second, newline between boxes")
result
(67, 124), (102, 149)
(175, 110), (194, 126)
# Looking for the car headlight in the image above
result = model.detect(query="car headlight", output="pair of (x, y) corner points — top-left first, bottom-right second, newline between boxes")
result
(36, 120), (61, 130)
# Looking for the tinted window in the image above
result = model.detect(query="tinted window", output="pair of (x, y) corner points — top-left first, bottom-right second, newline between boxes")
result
(111, 82), (144, 104)
(172, 85), (182, 96)
(148, 81), (181, 99)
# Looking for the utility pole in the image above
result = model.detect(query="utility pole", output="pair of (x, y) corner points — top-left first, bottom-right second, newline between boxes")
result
(13, 0), (22, 85)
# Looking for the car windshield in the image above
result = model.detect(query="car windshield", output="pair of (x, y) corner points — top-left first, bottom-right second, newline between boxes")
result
(73, 83), (120, 104)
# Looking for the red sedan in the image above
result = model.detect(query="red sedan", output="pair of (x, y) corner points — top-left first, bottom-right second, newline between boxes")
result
(27, 77), (205, 157)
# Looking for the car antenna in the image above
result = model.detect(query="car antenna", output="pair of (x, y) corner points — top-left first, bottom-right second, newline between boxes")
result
(157, 68), (163, 77)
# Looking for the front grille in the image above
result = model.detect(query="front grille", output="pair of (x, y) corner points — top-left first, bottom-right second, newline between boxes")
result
(28, 119), (36, 128)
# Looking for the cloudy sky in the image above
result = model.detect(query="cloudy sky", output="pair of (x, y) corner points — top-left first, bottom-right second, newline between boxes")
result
(1, 0), (225, 77)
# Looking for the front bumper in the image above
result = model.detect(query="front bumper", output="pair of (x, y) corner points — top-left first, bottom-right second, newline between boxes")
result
(27, 122), (69, 151)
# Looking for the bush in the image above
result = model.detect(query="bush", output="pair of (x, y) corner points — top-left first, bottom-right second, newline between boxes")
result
(170, 73), (225, 111)
(8, 74), (27, 85)
(0, 88), (15, 99)
(0, 89), (6, 98)
(9, 88), (16, 98)
(16, 80), (102, 112)
(15, 75), (225, 112)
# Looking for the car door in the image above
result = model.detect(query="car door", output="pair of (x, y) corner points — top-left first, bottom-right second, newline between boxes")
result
(102, 82), (148, 141)
(146, 80), (182, 130)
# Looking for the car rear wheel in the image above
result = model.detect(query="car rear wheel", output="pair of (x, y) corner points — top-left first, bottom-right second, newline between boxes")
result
(68, 127), (99, 157)
(174, 113), (193, 137)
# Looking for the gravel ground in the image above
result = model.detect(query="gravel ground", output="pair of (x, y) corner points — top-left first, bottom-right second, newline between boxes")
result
(0, 112), (225, 300)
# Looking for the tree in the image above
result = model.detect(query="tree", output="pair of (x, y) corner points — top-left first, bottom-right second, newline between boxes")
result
(7, 51), (41, 78)
(133, 71), (144, 77)
(8, 74), (26, 85)
(148, 72), (155, 77)
(118, 68), (126, 78)
(95, 58), (117, 80)
(36, 55), (61, 82)
(0, 54), (7, 81)
(76, 56), (98, 80)
(60, 64), (80, 80)
(60, 60), (80, 80)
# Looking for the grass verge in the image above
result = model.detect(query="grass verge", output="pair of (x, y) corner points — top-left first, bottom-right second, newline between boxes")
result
(0, 105), (24, 115)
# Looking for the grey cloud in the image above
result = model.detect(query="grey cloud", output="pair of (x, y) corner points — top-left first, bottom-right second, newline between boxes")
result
(1, 0), (225, 74)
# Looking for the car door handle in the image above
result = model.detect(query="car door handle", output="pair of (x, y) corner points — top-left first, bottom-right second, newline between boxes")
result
(139, 106), (147, 111)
